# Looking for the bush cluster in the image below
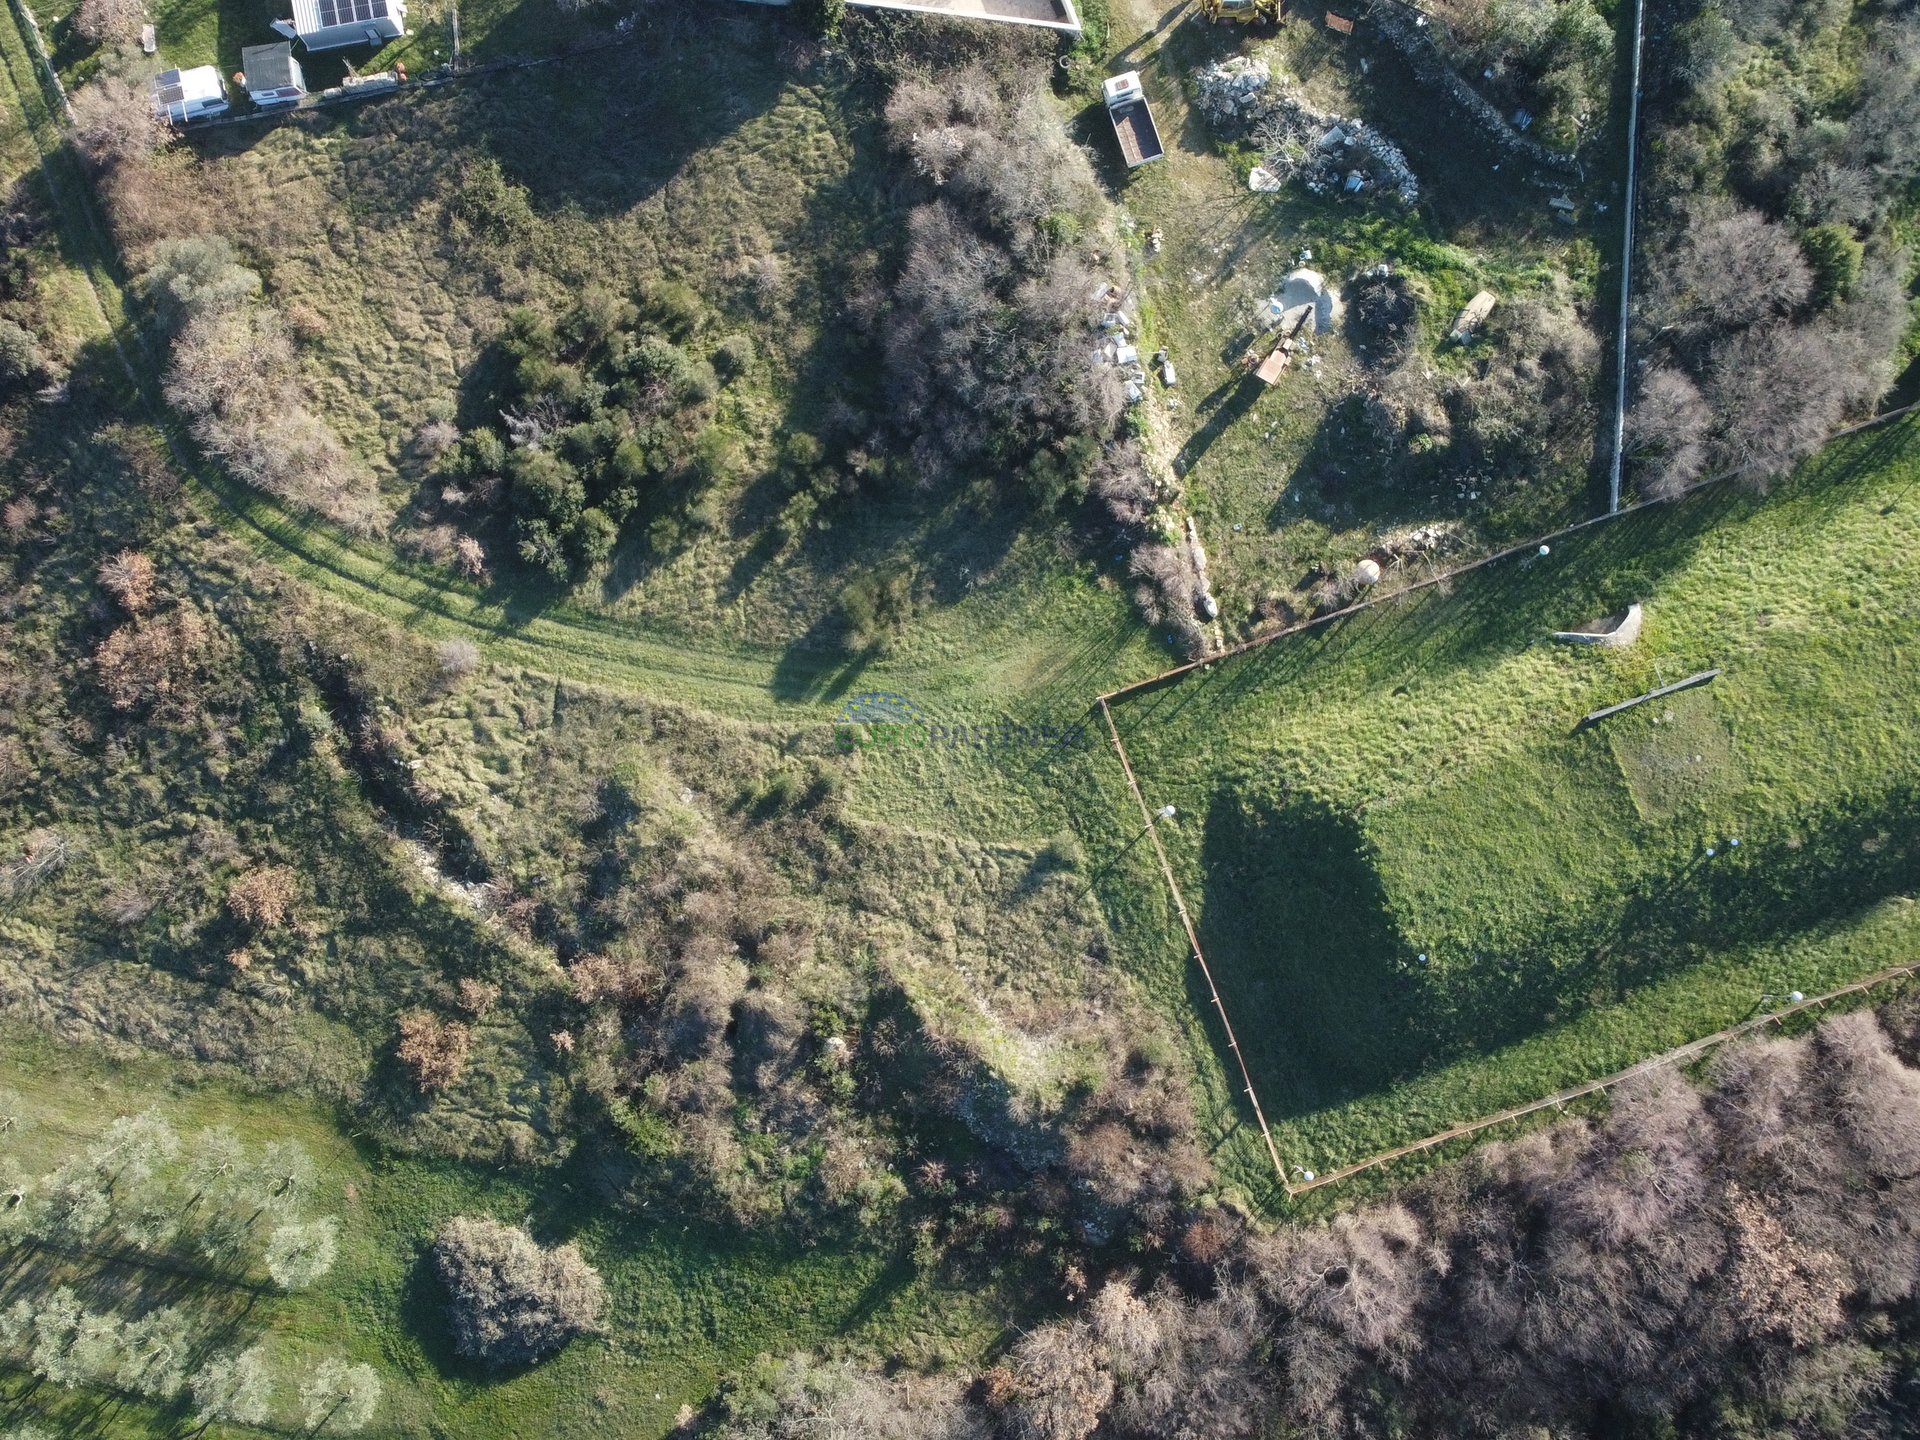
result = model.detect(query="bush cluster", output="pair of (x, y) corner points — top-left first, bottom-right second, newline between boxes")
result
(144, 237), (381, 531)
(1441, 0), (1615, 148)
(720, 996), (1920, 1439)
(879, 67), (1122, 495)
(1629, 0), (1918, 496)
(434, 283), (736, 580)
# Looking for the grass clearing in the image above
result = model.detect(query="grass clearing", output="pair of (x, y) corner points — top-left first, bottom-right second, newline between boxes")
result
(1095, 416), (1920, 1206)
(1608, 683), (1748, 823)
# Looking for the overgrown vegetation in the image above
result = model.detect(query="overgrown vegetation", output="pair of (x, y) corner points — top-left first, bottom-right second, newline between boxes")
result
(819, 996), (1920, 1440)
(1629, 0), (1918, 495)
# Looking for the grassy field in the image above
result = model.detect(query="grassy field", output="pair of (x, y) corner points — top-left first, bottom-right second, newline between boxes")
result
(0, 1024), (1013, 1439)
(1096, 413), (1920, 1205)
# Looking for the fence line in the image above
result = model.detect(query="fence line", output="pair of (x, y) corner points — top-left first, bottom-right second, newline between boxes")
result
(1285, 961), (1920, 1195)
(1097, 402), (1920, 707)
(1096, 698), (1287, 1189)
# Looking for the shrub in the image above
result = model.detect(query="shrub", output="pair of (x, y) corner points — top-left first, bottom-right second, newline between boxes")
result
(790, 0), (846, 38)
(139, 236), (259, 335)
(96, 549), (155, 613)
(75, 0), (142, 42)
(0, 320), (43, 388)
(636, 279), (705, 340)
(713, 333), (756, 381)
(432, 1217), (606, 1366)
(396, 1012), (470, 1091)
(840, 570), (913, 651)
(226, 866), (295, 929)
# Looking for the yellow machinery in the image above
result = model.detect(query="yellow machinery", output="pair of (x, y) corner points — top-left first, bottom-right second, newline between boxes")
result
(1199, 0), (1281, 22)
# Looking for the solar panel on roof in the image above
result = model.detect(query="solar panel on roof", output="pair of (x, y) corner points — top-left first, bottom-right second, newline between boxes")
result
(155, 83), (184, 104)
(314, 0), (387, 26)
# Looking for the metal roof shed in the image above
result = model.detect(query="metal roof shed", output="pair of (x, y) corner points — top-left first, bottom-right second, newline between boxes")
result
(272, 0), (407, 51)
(240, 43), (307, 106)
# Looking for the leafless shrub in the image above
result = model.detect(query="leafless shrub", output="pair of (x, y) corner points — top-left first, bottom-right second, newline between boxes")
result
(94, 608), (211, 712)
(97, 549), (155, 613)
(1813, 1010), (1920, 1180)
(164, 306), (381, 532)
(1004, 1321), (1111, 1440)
(1089, 1280), (1270, 1439)
(452, 535), (487, 579)
(2, 829), (74, 902)
(69, 74), (163, 170)
(1704, 320), (1854, 487)
(76, 0), (143, 43)
(1255, 1204), (1431, 1354)
(714, 1353), (988, 1440)
(432, 1216), (605, 1366)
(1651, 207), (1812, 339)
(1550, 1068), (1712, 1246)
(436, 639), (479, 677)
(1627, 366), (1711, 498)
(396, 1011), (471, 1092)
(226, 865), (294, 929)
(1725, 1184), (1848, 1345)
(102, 884), (153, 926)
(455, 977), (500, 1015)
(415, 419), (461, 458)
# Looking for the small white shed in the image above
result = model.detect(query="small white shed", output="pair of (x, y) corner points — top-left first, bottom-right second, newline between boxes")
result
(149, 66), (229, 124)
(271, 0), (407, 51)
(240, 43), (306, 106)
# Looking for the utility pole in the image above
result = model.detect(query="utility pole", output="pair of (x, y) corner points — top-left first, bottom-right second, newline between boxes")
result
(1607, 0), (1647, 514)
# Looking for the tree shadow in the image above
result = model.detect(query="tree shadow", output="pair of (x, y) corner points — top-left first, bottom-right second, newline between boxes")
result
(1195, 789), (1417, 1120)
(1174, 369), (1267, 476)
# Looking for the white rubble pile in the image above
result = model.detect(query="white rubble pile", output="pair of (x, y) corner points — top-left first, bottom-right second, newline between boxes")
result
(1195, 57), (1420, 207)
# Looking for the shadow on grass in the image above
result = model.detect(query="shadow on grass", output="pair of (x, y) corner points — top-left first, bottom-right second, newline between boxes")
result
(1194, 789), (1414, 1119)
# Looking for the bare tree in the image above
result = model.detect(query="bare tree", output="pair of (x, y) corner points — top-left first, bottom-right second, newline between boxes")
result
(433, 1217), (605, 1366)
(69, 74), (163, 170)
(1627, 365), (1711, 498)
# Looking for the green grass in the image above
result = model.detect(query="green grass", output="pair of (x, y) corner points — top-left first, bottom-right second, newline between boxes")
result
(0, 1024), (1010, 1439)
(1094, 416), (1920, 1208)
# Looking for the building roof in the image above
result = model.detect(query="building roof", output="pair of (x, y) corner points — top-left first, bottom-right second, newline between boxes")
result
(241, 43), (299, 89)
(150, 66), (224, 107)
(292, 0), (396, 31)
